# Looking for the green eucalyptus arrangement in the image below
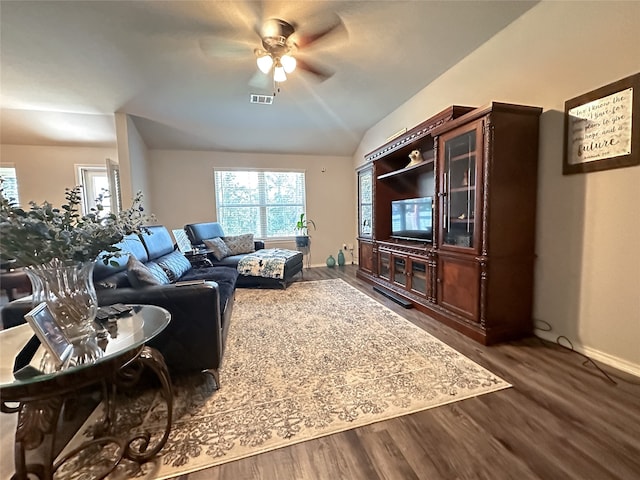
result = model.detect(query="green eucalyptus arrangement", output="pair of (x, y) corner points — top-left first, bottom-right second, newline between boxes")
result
(0, 182), (152, 268)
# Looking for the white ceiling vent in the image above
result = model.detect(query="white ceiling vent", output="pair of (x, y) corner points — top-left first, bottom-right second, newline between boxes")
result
(250, 94), (274, 105)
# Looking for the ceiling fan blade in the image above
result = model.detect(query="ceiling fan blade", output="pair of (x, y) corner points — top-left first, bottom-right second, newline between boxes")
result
(199, 37), (254, 58)
(294, 15), (347, 49)
(248, 70), (271, 90)
(296, 58), (334, 81)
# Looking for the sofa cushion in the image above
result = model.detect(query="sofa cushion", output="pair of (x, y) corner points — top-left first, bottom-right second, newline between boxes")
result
(180, 266), (239, 313)
(156, 251), (192, 281)
(184, 222), (225, 246)
(94, 233), (148, 281)
(204, 237), (232, 261)
(206, 254), (245, 268)
(139, 225), (175, 261)
(127, 256), (171, 287)
(223, 234), (255, 255)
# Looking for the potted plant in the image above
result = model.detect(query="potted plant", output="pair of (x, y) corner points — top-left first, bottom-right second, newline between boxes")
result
(0, 182), (152, 366)
(294, 213), (316, 248)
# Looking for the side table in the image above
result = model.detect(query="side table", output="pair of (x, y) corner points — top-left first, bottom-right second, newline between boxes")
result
(0, 305), (172, 480)
(184, 248), (214, 268)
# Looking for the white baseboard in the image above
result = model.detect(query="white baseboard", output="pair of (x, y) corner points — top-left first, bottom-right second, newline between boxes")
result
(536, 331), (640, 378)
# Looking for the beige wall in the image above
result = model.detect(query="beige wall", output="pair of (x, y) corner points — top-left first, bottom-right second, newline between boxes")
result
(148, 149), (355, 267)
(115, 113), (152, 210)
(353, 1), (640, 373)
(0, 144), (116, 206)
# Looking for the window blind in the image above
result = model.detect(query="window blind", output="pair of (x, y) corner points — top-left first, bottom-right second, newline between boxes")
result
(214, 169), (306, 238)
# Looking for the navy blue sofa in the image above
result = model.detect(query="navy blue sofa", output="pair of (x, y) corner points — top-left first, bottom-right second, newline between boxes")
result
(184, 222), (304, 289)
(2, 225), (238, 387)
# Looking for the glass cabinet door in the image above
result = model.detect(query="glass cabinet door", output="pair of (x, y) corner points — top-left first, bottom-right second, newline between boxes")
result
(410, 260), (427, 296)
(358, 167), (373, 238)
(439, 120), (483, 250)
(393, 256), (407, 287)
(379, 251), (390, 281)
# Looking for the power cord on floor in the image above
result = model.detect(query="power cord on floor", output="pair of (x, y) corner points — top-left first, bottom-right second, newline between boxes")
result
(534, 319), (640, 386)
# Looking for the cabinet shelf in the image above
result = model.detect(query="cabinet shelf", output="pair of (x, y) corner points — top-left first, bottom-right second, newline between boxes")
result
(377, 157), (434, 180)
(448, 152), (476, 163)
(449, 185), (475, 193)
(449, 218), (474, 223)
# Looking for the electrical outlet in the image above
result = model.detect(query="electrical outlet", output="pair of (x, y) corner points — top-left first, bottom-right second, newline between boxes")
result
(342, 243), (348, 251)
(347, 243), (354, 251)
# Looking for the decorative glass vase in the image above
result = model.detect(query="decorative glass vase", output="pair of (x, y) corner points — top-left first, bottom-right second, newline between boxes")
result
(26, 259), (102, 368)
(337, 249), (345, 266)
(326, 255), (336, 268)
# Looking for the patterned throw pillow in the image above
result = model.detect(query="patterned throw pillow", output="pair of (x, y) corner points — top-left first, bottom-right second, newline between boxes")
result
(222, 234), (255, 255)
(157, 251), (192, 281)
(127, 256), (171, 287)
(204, 237), (232, 261)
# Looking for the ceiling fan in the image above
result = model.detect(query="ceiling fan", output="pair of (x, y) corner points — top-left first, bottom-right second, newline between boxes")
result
(200, 12), (347, 92)
(253, 17), (343, 85)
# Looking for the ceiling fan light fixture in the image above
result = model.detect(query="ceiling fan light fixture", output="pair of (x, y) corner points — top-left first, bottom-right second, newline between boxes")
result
(281, 54), (297, 73)
(274, 64), (287, 82)
(256, 54), (273, 74)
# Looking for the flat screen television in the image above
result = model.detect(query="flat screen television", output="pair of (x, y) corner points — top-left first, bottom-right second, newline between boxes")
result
(391, 197), (433, 242)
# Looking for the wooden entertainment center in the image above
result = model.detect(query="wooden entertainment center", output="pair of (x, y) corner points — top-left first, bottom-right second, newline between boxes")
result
(356, 103), (542, 344)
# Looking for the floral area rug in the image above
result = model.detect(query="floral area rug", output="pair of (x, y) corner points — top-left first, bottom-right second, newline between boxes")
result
(58, 279), (510, 479)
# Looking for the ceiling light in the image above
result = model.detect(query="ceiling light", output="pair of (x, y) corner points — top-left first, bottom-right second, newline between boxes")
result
(281, 54), (296, 73)
(274, 64), (287, 82)
(256, 54), (273, 74)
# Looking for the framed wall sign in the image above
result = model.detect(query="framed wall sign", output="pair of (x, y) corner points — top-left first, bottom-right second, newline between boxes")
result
(563, 72), (639, 175)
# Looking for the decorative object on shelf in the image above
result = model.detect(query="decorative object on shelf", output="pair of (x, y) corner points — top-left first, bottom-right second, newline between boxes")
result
(294, 213), (316, 248)
(326, 255), (336, 268)
(461, 171), (468, 186)
(405, 149), (424, 168)
(563, 72), (639, 175)
(455, 233), (472, 248)
(0, 183), (152, 368)
(337, 249), (345, 266)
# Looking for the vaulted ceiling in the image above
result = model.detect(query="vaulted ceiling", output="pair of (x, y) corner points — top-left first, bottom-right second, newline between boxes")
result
(0, 1), (538, 156)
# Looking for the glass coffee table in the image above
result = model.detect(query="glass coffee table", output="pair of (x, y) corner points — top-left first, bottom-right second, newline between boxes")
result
(0, 304), (172, 480)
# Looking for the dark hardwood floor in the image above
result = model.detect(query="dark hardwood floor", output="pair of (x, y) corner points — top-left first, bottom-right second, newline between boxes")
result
(172, 265), (640, 480)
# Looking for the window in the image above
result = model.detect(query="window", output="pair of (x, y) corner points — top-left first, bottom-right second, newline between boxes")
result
(214, 169), (306, 238)
(0, 166), (20, 205)
(76, 166), (111, 215)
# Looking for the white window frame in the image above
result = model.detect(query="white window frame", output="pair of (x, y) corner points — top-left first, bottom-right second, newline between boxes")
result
(75, 165), (110, 215)
(0, 164), (20, 206)
(213, 167), (307, 240)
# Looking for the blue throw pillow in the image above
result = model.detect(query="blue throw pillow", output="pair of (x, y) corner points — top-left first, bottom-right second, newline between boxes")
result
(157, 250), (192, 281)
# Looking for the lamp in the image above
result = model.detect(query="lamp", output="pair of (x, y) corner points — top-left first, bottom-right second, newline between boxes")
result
(256, 54), (273, 74)
(255, 51), (296, 83)
(273, 61), (287, 82)
(280, 54), (296, 73)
